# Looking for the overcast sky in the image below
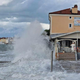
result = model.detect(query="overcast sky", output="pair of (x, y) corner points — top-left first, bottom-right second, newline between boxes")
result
(0, 0), (80, 37)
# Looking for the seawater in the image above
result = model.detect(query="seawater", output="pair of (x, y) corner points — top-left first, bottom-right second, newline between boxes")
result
(0, 21), (80, 80)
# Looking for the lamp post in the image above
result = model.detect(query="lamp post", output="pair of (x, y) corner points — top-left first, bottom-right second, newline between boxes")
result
(50, 40), (54, 72)
(51, 51), (53, 72)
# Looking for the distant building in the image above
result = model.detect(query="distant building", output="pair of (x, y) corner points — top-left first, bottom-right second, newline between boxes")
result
(49, 5), (80, 60)
(0, 37), (13, 44)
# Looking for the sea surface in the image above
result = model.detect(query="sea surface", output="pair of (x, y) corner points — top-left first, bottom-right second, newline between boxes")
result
(0, 21), (80, 80)
(0, 44), (80, 80)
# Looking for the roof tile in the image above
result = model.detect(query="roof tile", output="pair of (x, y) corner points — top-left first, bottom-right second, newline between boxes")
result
(49, 8), (80, 15)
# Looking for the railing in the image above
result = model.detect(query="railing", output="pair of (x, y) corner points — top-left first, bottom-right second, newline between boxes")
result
(58, 47), (71, 53)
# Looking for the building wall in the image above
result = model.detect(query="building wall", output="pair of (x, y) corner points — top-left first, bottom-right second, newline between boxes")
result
(51, 15), (80, 34)
(0, 39), (8, 43)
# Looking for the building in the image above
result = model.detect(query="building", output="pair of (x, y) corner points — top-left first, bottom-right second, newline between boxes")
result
(0, 37), (13, 44)
(49, 5), (80, 60)
(0, 37), (8, 44)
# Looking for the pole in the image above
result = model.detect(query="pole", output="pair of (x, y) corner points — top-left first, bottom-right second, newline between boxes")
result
(51, 51), (53, 72)
(77, 33), (78, 49)
(77, 33), (78, 60)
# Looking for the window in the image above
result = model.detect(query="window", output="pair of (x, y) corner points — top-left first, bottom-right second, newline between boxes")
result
(69, 24), (72, 28)
(69, 16), (72, 19)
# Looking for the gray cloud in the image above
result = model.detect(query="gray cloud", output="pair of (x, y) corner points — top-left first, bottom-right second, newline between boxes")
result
(0, 0), (79, 23)
(0, 0), (79, 37)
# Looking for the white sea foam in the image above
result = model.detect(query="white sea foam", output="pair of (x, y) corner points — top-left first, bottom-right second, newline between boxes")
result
(12, 21), (51, 63)
(0, 21), (79, 80)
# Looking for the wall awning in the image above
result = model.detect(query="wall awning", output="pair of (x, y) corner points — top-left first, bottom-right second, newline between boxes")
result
(50, 31), (80, 39)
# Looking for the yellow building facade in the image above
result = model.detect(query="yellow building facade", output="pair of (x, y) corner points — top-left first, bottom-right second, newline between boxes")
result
(49, 5), (80, 34)
(0, 38), (8, 44)
(49, 5), (80, 60)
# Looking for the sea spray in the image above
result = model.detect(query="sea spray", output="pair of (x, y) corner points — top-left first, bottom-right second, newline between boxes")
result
(12, 21), (51, 63)
(0, 21), (79, 80)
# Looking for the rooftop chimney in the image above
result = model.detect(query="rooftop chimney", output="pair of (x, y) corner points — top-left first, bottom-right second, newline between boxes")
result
(72, 5), (78, 13)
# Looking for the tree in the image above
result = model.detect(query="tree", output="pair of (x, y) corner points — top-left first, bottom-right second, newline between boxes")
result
(44, 29), (50, 36)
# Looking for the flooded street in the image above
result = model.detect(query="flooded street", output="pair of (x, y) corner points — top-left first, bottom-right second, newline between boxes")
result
(0, 22), (80, 80)
(0, 49), (80, 80)
(54, 60), (80, 73)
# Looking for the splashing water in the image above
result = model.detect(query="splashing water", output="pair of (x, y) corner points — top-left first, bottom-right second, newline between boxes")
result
(12, 21), (51, 63)
(0, 21), (80, 80)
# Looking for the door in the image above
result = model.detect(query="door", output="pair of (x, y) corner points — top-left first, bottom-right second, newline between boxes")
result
(77, 39), (80, 60)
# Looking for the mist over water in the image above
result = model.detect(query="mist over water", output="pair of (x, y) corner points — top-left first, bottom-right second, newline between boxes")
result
(12, 21), (51, 63)
(0, 21), (79, 80)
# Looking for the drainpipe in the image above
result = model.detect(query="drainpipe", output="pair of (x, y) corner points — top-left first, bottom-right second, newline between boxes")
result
(76, 33), (78, 60)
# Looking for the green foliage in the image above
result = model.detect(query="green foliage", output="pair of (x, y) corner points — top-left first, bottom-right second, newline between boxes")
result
(45, 29), (50, 36)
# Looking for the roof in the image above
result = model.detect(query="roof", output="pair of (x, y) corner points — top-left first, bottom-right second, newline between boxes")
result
(50, 31), (80, 39)
(49, 8), (80, 15)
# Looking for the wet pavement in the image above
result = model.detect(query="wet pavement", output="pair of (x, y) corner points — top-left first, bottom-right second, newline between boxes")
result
(54, 60), (80, 73)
